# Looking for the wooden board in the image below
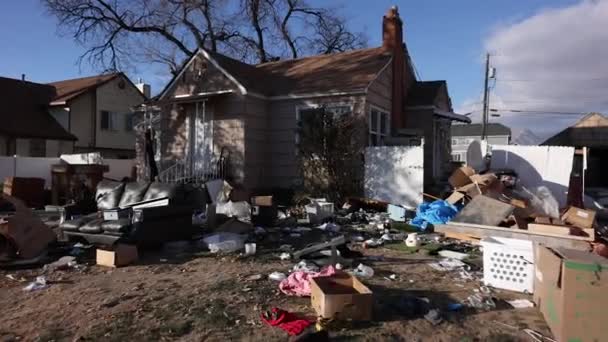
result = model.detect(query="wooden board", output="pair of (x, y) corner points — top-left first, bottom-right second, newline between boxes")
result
(452, 195), (514, 226)
(435, 222), (593, 251)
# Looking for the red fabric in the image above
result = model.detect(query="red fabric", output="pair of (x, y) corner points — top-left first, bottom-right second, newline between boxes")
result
(261, 308), (312, 336)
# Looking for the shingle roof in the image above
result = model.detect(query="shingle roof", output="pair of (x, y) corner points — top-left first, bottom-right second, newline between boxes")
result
(163, 47), (392, 98)
(252, 47), (391, 96)
(0, 77), (77, 141)
(542, 113), (608, 147)
(405, 81), (446, 107)
(48, 73), (120, 103)
(451, 123), (511, 137)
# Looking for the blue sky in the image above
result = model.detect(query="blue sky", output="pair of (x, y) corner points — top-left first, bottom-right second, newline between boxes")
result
(2, 0), (604, 140)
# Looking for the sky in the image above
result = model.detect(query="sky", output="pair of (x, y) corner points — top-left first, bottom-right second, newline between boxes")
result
(1, 0), (605, 142)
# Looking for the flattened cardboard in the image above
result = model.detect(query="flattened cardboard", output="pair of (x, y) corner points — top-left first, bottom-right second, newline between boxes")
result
(448, 166), (476, 188)
(561, 207), (596, 229)
(452, 195), (514, 226)
(310, 272), (373, 321)
(96, 244), (138, 267)
(528, 224), (594, 239)
(534, 245), (608, 342)
(445, 192), (465, 205)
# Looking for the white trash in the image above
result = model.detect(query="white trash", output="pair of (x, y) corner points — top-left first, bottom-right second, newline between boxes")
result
(202, 233), (246, 253)
(23, 276), (48, 292)
(353, 264), (374, 278)
(405, 233), (419, 247)
(279, 252), (291, 260)
(292, 260), (319, 273)
(245, 243), (257, 256)
(268, 272), (287, 281)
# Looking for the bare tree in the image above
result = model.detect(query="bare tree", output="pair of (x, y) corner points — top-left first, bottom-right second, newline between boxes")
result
(298, 107), (365, 202)
(43, 0), (366, 72)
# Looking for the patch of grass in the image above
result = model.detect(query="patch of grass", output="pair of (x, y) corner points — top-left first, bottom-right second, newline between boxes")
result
(384, 243), (419, 254)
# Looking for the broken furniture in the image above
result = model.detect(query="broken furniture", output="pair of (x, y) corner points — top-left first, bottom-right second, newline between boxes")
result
(51, 163), (109, 205)
(3, 177), (45, 209)
(0, 194), (56, 261)
(59, 180), (195, 247)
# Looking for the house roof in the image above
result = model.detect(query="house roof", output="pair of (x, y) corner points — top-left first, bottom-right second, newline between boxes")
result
(160, 47), (392, 99)
(0, 77), (77, 141)
(542, 113), (608, 147)
(451, 123), (511, 137)
(48, 73), (132, 104)
(405, 81), (447, 107)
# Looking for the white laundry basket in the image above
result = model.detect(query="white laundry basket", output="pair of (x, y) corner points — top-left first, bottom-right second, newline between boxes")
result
(481, 236), (535, 293)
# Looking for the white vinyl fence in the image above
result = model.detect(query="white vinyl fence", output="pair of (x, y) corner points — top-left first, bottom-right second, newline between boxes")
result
(0, 156), (135, 188)
(364, 145), (424, 209)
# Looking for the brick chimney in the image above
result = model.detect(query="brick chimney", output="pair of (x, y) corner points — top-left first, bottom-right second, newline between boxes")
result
(382, 6), (405, 131)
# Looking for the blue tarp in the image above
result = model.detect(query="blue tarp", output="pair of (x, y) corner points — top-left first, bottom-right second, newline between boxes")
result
(411, 200), (459, 230)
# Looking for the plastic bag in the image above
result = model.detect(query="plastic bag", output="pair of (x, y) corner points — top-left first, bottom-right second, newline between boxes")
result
(352, 264), (374, 278)
(519, 186), (559, 218)
(202, 233), (246, 253)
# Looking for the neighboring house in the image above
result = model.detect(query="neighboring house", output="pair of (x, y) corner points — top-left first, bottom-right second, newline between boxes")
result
(136, 7), (470, 190)
(542, 112), (608, 188)
(48, 73), (148, 159)
(451, 123), (511, 162)
(0, 76), (76, 157)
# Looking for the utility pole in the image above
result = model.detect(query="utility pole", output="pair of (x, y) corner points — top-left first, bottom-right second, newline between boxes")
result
(481, 53), (490, 140)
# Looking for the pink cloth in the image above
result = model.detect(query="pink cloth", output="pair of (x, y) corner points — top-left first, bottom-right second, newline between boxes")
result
(279, 265), (336, 296)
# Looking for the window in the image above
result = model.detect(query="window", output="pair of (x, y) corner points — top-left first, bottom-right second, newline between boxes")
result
(451, 153), (461, 162)
(451, 139), (458, 145)
(369, 107), (390, 146)
(101, 111), (123, 131)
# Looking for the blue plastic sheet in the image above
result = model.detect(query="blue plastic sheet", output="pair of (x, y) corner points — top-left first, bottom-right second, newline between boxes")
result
(411, 200), (459, 230)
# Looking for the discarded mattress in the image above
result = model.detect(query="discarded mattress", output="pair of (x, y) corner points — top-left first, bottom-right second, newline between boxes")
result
(411, 200), (459, 230)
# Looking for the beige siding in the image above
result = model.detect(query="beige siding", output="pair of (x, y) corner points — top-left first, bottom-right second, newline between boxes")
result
(164, 55), (236, 98)
(366, 61), (392, 115)
(243, 96), (269, 189)
(70, 92), (95, 148)
(95, 76), (144, 150)
(268, 95), (367, 188)
(211, 95), (246, 183)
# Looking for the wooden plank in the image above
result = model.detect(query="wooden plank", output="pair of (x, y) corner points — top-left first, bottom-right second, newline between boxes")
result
(435, 223), (593, 250)
(452, 195), (514, 226)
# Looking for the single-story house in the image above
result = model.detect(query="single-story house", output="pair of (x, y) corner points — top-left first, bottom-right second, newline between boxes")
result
(135, 6), (470, 191)
(543, 112), (608, 188)
(0, 76), (76, 157)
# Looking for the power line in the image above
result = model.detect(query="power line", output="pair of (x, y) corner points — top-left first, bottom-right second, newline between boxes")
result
(490, 108), (586, 115)
(496, 77), (608, 82)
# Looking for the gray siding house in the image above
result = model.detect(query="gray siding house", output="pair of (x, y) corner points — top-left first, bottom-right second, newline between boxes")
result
(136, 7), (470, 191)
(451, 123), (511, 162)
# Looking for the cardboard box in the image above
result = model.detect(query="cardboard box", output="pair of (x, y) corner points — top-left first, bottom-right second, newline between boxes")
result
(310, 272), (373, 321)
(251, 195), (273, 207)
(445, 191), (466, 205)
(534, 246), (608, 341)
(96, 244), (138, 267)
(448, 166), (476, 188)
(561, 207), (596, 229)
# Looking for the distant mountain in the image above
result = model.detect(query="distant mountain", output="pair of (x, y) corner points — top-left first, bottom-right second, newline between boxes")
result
(512, 129), (543, 145)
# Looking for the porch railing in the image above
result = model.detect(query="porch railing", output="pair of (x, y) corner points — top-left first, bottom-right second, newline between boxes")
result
(157, 150), (228, 185)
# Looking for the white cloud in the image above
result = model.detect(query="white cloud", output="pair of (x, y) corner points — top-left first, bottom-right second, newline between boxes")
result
(461, 0), (608, 141)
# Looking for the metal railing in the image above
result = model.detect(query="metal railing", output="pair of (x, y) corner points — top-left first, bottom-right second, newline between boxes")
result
(158, 149), (228, 185)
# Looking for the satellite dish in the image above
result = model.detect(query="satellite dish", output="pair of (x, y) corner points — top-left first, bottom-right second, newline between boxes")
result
(467, 139), (488, 170)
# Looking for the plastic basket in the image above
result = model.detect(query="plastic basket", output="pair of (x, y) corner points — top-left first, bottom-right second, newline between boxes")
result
(480, 236), (534, 293)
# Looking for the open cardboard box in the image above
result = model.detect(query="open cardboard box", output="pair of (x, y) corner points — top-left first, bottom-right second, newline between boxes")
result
(534, 245), (608, 341)
(310, 272), (373, 321)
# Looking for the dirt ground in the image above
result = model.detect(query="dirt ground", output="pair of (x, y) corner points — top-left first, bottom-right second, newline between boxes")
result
(0, 228), (553, 342)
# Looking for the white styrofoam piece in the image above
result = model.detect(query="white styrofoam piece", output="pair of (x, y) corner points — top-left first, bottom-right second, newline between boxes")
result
(481, 236), (535, 293)
(60, 152), (103, 165)
(490, 145), (574, 207)
(364, 145), (423, 209)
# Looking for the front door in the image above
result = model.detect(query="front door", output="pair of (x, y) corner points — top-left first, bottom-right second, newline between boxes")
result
(187, 101), (214, 175)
